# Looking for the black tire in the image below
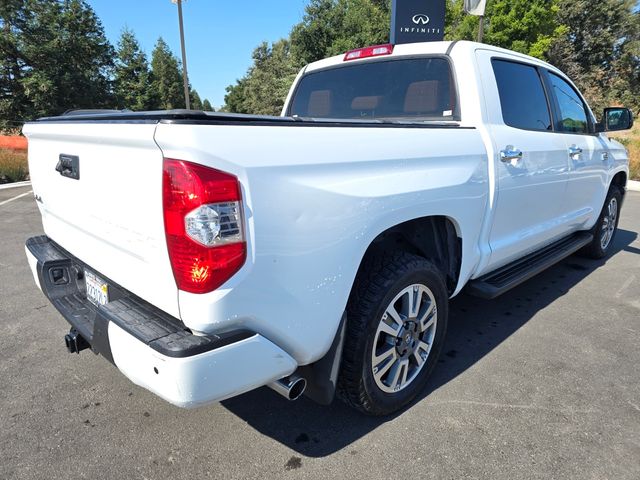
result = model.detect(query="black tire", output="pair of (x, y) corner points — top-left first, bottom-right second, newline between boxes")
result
(581, 185), (623, 259)
(337, 252), (448, 416)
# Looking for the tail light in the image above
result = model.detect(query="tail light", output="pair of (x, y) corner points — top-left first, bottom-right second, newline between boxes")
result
(344, 44), (394, 61)
(163, 159), (246, 294)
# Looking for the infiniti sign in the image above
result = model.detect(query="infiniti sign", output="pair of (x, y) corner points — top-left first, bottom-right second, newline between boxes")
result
(392, 0), (445, 44)
(412, 14), (430, 25)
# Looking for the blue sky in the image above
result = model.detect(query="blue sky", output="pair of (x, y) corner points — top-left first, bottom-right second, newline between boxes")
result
(88, 0), (310, 108)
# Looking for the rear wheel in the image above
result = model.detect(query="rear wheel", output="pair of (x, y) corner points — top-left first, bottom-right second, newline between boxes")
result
(581, 185), (622, 259)
(337, 252), (448, 416)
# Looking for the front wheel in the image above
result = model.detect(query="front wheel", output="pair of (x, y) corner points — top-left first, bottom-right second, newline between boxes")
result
(581, 185), (623, 259)
(337, 252), (448, 416)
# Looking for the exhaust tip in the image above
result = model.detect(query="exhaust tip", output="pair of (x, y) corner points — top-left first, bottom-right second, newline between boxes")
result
(268, 374), (307, 401)
(287, 377), (307, 401)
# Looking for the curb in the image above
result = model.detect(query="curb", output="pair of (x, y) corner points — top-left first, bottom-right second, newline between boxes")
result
(628, 180), (640, 192)
(0, 181), (31, 191)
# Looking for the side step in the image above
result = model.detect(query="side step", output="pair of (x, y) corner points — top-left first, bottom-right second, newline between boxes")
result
(467, 232), (593, 299)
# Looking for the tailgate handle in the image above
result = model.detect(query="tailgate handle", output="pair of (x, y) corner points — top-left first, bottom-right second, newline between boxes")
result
(56, 154), (80, 180)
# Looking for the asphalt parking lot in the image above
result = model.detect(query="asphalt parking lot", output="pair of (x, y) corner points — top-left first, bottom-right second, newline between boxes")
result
(1, 185), (639, 480)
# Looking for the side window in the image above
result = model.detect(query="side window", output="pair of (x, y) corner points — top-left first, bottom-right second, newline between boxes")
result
(492, 59), (552, 132)
(548, 73), (589, 134)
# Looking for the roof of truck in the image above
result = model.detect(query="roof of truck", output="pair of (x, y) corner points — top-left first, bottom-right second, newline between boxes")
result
(303, 40), (561, 76)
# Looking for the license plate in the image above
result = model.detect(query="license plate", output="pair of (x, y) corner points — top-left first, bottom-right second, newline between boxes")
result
(85, 270), (109, 306)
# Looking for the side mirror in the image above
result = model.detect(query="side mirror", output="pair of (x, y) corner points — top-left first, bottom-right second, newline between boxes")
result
(602, 107), (634, 132)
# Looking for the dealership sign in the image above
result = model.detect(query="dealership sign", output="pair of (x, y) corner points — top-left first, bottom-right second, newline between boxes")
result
(391, 0), (446, 44)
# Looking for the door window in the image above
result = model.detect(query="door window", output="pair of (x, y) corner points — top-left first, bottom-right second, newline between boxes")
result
(492, 59), (552, 132)
(548, 73), (589, 134)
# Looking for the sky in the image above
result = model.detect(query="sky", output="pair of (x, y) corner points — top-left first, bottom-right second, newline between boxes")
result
(88, 0), (310, 108)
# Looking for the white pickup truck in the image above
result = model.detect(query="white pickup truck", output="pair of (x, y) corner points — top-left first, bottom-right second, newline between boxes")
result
(24, 41), (632, 415)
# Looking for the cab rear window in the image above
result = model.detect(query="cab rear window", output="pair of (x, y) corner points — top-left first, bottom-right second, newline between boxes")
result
(288, 57), (457, 121)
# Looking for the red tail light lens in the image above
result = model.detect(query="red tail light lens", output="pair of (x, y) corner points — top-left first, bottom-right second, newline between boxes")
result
(344, 44), (394, 61)
(163, 159), (246, 294)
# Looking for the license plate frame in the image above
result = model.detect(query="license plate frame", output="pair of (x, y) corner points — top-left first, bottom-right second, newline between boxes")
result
(85, 270), (109, 307)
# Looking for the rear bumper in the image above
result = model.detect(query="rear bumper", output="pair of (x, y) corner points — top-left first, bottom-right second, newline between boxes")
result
(25, 235), (297, 408)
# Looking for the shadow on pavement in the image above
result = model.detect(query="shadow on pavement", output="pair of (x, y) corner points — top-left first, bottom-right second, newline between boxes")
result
(221, 229), (637, 457)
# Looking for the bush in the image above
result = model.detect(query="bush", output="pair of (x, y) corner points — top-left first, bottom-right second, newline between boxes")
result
(0, 149), (29, 184)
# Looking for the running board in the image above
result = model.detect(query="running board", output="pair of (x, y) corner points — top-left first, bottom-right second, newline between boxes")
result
(467, 232), (593, 299)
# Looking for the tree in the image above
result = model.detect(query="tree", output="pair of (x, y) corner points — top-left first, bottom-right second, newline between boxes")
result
(150, 37), (184, 110)
(290, 0), (391, 65)
(1, 0), (114, 122)
(21, 0), (114, 117)
(190, 88), (203, 110)
(225, 0), (392, 114)
(114, 28), (154, 111)
(446, 0), (565, 59)
(547, 0), (640, 113)
(224, 77), (248, 113)
(1, 2), (213, 123)
(202, 98), (214, 111)
(0, 0), (28, 131)
(224, 39), (299, 115)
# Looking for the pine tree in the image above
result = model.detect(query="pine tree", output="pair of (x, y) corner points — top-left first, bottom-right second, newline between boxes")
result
(0, 0), (27, 130)
(21, 0), (114, 117)
(224, 77), (250, 113)
(150, 37), (185, 110)
(114, 28), (154, 111)
(2, 0), (114, 121)
(202, 98), (214, 111)
(224, 40), (299, 115)
(190, 89), (203, 110)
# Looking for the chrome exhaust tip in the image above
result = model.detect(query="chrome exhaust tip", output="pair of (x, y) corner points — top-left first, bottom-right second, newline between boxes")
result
(268, 374), (307, 401)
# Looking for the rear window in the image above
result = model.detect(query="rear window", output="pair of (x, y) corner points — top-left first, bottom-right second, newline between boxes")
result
(288, 57), (457, 121)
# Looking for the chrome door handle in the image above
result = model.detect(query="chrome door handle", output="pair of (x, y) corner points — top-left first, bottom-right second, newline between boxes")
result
(500, 146), (523, 162)
(568, 145), (583, 159)
(602, 152), (609, 162)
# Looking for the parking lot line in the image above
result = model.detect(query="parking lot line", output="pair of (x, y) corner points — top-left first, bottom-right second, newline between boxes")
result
(0, 189), (32, 207)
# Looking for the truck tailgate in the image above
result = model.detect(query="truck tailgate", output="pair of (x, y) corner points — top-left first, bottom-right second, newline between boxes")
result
(23, 122), (180, 318)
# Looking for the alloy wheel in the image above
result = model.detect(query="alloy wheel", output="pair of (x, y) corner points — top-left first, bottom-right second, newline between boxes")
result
(600, 197), (618, 250)
(371, 284), (438, 393)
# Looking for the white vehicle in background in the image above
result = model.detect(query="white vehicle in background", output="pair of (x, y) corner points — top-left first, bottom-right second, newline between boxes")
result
(24, 41), (632, 415)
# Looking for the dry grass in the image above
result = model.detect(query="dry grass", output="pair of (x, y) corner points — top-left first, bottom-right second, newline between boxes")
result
(0, 148), (29, 184)
(627, 141), (640, 181)
(611, 123), (640, 181)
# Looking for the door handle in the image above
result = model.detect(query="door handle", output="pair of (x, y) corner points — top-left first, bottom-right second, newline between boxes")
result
(500, 146), (523, 162)
(55, 154), (80, 180)
(568, 145), (583, 159)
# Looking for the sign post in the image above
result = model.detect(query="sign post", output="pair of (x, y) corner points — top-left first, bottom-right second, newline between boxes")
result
(171, 0), (191, 110)
(391, 0), (446, 45)
(463, 0), (487, 43)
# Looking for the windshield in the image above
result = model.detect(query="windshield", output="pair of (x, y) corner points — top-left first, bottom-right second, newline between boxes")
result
(288, 57), (457, 122)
